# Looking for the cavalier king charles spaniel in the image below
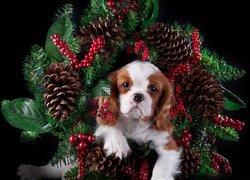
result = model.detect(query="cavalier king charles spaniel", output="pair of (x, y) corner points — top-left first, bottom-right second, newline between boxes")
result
(95, 60), (181, 180)
(17, 60), (181, 180)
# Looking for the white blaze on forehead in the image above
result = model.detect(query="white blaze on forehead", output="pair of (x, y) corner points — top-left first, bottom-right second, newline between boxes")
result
(125, 61), (160, 83)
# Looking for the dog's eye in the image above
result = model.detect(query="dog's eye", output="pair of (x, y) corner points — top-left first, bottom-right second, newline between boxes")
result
(122, 82), (129, 88)
(149, 85), (158, 93)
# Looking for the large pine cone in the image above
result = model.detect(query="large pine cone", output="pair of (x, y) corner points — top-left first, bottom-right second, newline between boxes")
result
(86, 145), (125, 177)
(181, 149), (202, 178)
(180, 65), (224, 118)
(146, 22), (192, 70)
(78, 16), (125, 60)
(43, 63), (81, 122)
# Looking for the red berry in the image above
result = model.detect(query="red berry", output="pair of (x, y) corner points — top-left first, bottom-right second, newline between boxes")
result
(107, 0), (115, 8)
(69, 135), (77, 144)
(122, 7), (129, 14)
(87, 135), (95, 143)
(77, 133), (87, 141)
(117, 14), (124, 21)
(77, 141), (88, 150)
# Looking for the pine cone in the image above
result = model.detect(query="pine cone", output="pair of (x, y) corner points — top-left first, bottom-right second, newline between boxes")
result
(43, 63), (81, 122)
(78, 16), (125, 60)
(180, 65), (224, 118)
(86, 145), (125, 177)
(181, 149), (202, 178)
(146, 22), (192, 70)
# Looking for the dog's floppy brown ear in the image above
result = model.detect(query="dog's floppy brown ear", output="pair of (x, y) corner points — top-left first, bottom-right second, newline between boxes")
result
(154, 75), (175, 132)
(107, 71), (120, 125)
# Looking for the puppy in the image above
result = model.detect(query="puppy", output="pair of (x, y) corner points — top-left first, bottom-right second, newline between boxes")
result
(95, 60), (181, 180)
(17, 60), (181, 180)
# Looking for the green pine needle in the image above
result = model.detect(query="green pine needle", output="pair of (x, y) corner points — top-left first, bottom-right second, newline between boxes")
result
(54, 3), (73, 22)
(64, 166), (78, 180)
(67, 36), (80, 54)
(208, 124), (239, 141)
(139, 0), (153, 21)
(23, 45), (48, 100)
(197, 150), (218, 176)
(20, 131), (40, 143)
(201, 48), (246, 82)
(123, 11), (141, 35)
(50, 138), (75, 167)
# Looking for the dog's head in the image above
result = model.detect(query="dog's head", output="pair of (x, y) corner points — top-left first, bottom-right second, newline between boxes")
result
(108, 60), (175, 132)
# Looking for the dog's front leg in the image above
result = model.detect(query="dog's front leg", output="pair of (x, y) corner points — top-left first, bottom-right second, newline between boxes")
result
(151, 148), (182, 180)
(95, 126), (131, 159)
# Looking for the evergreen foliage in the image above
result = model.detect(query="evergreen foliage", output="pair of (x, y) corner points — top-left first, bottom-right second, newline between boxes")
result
(1, 0), (247, 179)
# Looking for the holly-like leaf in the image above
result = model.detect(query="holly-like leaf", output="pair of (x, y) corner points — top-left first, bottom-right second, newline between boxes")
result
(222, 86), (246, 111)
(91, 79), (110, 97)
(45, 4), (73, 62)
(1, 98), (52, 133)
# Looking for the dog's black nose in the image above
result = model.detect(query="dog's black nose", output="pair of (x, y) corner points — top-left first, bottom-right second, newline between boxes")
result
(133, 93), (144, 103)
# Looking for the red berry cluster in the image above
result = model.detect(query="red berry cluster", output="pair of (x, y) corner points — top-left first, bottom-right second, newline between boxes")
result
(213, 115), (245, 132)
(166, 64), (190, 84)
(69, 133), (95, 179)
(124, 165), (139, 180)
(140, 160), (149, 180)
(191, 28), (201, 64)
(212, 153), (232, 174)
(134, 40), (149, 61)
(51, 34), (105, 69)
(107, 0), (138, 22)
(98, 102), (113, 121)
(170, 85), (192, 122)
(176, 129), (192, 148)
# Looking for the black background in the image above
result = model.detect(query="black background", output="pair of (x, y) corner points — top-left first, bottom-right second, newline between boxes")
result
(0, 0), (249, 179)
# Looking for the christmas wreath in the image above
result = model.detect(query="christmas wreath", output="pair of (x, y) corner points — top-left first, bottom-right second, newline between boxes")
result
(1, 0), (247, 179)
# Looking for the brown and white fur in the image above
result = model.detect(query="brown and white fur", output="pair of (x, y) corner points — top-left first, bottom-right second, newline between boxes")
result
(95, 60), (181, 180)
(17, 60), (181, 180)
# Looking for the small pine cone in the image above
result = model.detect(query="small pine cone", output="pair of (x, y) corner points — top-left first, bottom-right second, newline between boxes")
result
(180, 65), (224, 118)
(86, 145), (125, 177)
(43, 63), (81, 122)
(78, 16), (125, 60)
(146, 22), (192, 70)
(181, 149), (202, 178)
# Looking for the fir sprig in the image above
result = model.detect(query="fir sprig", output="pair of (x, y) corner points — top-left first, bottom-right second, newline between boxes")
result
(54, 3), (73, 21)
(201, 48), (246, 82)
(208, 124), (239, 141)
(23, 45), (48, 99)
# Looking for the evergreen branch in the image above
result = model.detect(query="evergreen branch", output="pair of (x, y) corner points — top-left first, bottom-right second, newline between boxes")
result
(197, 149), (218, 176)
(201, 48), (246, 82)
(149, 47), (158, 63)
(208, 124), (239, 141)
(67, 36), (80, 54)
(23, 45), (47, 100)
(50, 138), (76, 167)
(139, 0), (153, 21)
(20, 131), (40, 143)
(172, 22), (204, 42)
(123, 11), (141, 35)
(64, 166), (78, 180)
(54, 3), (73, 21)
(80, 0), (109, 27)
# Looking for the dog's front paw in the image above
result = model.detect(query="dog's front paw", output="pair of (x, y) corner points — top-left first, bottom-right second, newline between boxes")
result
(104, 135), (131, 159)
(17, 164), (41, 180)
(151, 176), (174, 180)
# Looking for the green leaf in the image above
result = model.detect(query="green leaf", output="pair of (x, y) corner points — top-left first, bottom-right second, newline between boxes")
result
(1, 98), (52, 133)
(222, 86), (246, 110)
(91, 79), (110, 97)
(45, 5), (73, 62)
